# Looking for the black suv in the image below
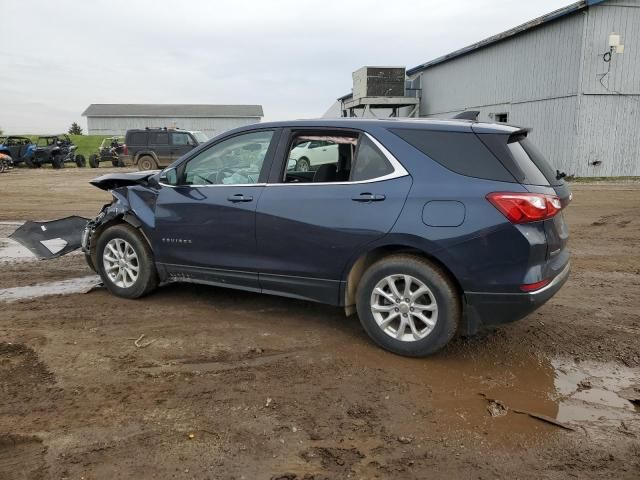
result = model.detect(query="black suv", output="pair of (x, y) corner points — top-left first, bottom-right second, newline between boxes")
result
(124, 128), (208, 170)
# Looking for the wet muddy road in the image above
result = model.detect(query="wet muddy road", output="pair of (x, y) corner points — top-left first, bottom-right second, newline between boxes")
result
(0, 169), (639, 479)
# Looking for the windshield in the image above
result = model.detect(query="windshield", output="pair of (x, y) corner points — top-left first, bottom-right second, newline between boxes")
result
(191, 131), (208, 143)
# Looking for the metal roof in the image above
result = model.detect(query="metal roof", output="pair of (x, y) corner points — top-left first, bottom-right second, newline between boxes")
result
(82, 104), (264, 118)
(406, 0), (607, 76)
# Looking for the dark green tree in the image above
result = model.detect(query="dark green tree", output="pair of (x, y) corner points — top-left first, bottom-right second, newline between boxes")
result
(68, 122), (83, 135)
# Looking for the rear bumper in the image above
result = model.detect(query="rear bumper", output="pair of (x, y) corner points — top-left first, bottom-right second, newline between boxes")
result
(462, 262), (570, 334)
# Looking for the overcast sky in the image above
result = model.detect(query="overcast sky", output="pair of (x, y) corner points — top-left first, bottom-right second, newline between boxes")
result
(1, 0), (574, 134)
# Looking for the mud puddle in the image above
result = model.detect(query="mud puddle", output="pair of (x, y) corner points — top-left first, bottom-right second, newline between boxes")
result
(332, 341), (639, 441)
(0, 275), (100, 302)
(553, 358), (639, 423)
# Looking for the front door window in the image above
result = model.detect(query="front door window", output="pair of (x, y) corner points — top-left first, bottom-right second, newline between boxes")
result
(182, 130), (274, 185)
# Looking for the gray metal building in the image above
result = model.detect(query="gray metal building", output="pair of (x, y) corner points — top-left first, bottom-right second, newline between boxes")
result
(82, 104), (263, 139)
(332, 0), (639, 177)
(407, 0), (640, 177)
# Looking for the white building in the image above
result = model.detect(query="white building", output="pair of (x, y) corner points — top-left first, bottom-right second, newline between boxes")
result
(82, 104), (263, 139)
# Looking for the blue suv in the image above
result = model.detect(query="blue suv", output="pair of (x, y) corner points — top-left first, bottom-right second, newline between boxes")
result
(83, 119), (571, 356)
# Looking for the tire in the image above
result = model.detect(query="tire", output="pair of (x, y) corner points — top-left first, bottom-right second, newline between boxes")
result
(25, 156), (37, 168)
(96, 224), (158, 299)
(89, 154), (98, 168)
(0, 160), (6, 173)
(75, 154), (86, 167)
(117, 158), (125, 168)
(52, 155), (64, 169)
(296, 157), (310, 172)
(355, 255), (460, 357)
(138, 155), (157, 171)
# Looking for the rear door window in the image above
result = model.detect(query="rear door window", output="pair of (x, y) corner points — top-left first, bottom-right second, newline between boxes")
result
(351, 135), (394, 181)
(150, 132), (169, 145)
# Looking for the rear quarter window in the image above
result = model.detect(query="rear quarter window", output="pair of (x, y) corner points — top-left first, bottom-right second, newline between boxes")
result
(390, 128), (516, 182)
(128, 132), (147, 146)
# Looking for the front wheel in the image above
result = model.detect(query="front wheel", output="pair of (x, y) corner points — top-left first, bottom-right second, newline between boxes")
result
(75, 154), (86, 167)
(356, 255), (460, 357)
(296, 157), (310, 172)
(96, 224), (158, 299)
(89, 154), (99, 168)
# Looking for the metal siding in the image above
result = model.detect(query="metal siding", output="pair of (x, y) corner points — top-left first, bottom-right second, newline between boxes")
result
(415, 13), (584, 116)
(86, 116), (260, 137)
(576, 95), (640, 176)
(576, 1), (640, 176)
(581, 1), (640, 94)
(412, 1), (640, 177)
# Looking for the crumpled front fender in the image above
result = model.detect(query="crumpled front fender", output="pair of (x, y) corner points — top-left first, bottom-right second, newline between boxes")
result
(82, 186), (158, 270)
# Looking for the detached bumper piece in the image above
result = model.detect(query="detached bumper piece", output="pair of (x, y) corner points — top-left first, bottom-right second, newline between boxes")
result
(10, 216), (89, 259)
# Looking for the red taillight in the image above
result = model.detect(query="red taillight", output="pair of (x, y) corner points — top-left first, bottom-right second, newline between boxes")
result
(520, 279), (551, 292)
(486, 192), (561, 224)
(123, 145), (128, 155)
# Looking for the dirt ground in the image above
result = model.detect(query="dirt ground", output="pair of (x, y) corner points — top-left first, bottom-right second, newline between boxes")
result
(0, 167), (639, 479)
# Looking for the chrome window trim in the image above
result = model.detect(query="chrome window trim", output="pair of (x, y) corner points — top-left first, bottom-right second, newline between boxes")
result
(270, 132), (409, 187)
(159, 132), (409, 188)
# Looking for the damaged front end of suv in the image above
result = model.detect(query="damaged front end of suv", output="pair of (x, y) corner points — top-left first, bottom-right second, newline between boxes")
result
(81, 170), (161, 272)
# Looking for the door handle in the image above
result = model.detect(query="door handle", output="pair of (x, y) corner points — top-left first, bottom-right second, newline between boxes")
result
(227, 194), (253, 203)
(352, 193), (386, 202)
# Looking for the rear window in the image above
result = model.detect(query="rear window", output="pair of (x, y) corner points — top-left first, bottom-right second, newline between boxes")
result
(518, 137), (563, 186)
(390, 128), (516, 182)
(478, 134), (562, 187)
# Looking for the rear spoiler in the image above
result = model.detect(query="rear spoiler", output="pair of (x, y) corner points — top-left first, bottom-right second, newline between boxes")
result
(507, 128), (532, 143)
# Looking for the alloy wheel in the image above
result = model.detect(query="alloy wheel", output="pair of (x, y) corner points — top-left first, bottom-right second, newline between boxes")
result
(103, 238), (140, 288)
(370, 274), (438, 342)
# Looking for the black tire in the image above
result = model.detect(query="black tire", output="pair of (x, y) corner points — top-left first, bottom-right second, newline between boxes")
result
(25, 156), (37, 168)
(96, 224), (158, 299)
(138, 155), (157, 171)
(356, 255), (460, 357)
(296, 157), (311, 172)
(75, 154), (86, 167)
(0, 160), (6, 173)
(89, 154), (99, 168)
(52, 155), (64, 169)
(117, 158), (125, 168)
(111, 159), (119, 167)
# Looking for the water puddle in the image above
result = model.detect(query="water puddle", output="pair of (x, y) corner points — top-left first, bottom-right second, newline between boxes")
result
(332, 341), (639, 442)
(0, 275), (101, 302)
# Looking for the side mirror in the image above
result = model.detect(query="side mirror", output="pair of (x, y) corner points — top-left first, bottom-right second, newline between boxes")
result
(160, 167), (178, 186)
(287, 158), (297, 171)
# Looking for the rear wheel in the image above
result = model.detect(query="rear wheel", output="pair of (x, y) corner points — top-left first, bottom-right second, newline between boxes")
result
(89, 154), (99, 168)
(24, 156), (37, 168)
(52, 155), (64, 169)
(75, 154), (86, 167)
(0, 159), (6, 173)
(356, 255), (460, 357)
(138, 155), (157, 171)
(96, 224), (158, 299)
